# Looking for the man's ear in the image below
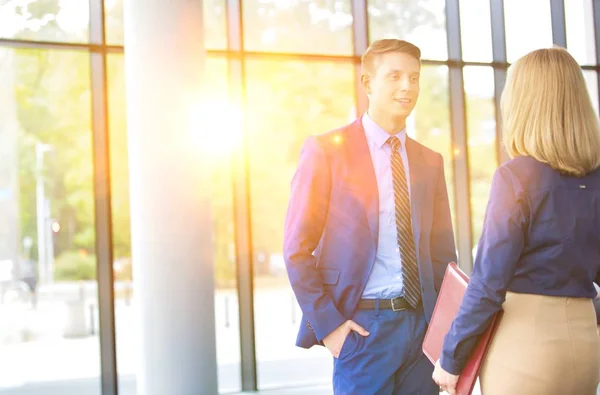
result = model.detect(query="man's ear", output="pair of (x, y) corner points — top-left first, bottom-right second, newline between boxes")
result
(360, 73), (372, 95)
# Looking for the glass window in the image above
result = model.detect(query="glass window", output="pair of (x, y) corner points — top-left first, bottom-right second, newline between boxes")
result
(0, 0), (89, 43)
(0, 47), (99, 394)
(459, 0), (492, 62)
(504, 0), (553, 63)
(243, 0), (353, 55)
(565, 0), (596, 65)
(584, 70), (599, 118)
(107, 54), (240, 394)
(104, 0), (227, 49)
(368, 0), (447, 61)
(463, 66), (497, 258)
(104, 0), (123, 45)
(244, 59), (355, 389)
(407, 65), (456, 237)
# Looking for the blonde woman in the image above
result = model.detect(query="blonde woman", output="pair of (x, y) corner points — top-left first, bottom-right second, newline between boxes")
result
(433, 47), (600, 395)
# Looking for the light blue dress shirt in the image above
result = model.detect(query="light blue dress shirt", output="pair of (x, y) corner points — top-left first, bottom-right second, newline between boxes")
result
(361, 112), (413, 299)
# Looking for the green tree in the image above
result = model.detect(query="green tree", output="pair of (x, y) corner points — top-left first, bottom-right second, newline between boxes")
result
(368, 0), (443, 38)
(2, 0), (94, 275)
(9, 0), (88, 43)
(105, 0), (227, 49)
(15, 49), (94, 256)
(466, 94), (497, 248)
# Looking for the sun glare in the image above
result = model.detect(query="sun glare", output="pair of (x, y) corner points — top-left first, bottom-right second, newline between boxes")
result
(189, 98), (243, 160)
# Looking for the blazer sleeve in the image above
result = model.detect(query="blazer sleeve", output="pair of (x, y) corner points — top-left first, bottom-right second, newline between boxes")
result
(283, 136), (346, 342)
(440, 166), (528, 374)
(430, 153), (458, 292)
(594, 298), (600, 325)
(593, 283), (600, 324)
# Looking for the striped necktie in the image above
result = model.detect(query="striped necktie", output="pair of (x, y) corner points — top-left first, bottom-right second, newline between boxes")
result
(387, 136), (421, 308)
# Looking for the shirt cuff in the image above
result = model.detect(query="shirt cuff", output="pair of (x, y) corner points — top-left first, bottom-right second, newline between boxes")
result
(440, 354), (463, 376)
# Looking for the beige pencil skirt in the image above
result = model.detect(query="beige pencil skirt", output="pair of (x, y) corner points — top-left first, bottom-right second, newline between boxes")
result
(479, 291), (600, 395)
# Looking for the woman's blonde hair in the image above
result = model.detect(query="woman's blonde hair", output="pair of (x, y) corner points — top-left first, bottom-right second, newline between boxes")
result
(501, 47), (600, 177)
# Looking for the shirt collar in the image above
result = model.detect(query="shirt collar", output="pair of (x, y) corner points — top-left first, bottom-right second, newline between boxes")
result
(361, 111), (407, 150)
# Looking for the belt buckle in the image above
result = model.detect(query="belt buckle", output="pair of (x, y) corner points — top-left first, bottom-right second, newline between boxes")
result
(390, 297), (405, 312)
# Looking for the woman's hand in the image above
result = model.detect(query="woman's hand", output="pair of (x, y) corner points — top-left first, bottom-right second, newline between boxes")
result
(432, 359), (460, 394)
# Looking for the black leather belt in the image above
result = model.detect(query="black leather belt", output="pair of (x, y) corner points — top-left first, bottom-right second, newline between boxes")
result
(358, 296), (411, 311)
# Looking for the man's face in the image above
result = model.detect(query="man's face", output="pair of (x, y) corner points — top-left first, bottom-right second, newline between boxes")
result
(364, 52), (421, 119)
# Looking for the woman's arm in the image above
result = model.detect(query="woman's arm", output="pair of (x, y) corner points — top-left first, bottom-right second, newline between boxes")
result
(593, 286), (600, 326)
(439, 166), (529, 374)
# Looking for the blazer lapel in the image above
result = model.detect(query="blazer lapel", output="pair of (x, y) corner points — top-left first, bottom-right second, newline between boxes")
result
(345, 119), (379, 248)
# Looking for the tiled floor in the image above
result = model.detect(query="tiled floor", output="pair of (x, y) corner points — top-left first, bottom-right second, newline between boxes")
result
(246, 383), (600, 395)
(243, 385), (332, 395)
(245, 386), (460, 395)
(244, 385), (459, 395)
(244, 382), (476, 395)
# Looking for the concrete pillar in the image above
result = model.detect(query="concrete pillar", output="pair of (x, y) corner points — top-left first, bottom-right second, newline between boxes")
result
(123, 1), (218, 394)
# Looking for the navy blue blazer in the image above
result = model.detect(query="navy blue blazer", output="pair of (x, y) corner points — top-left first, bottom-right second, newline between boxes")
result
(283, 118), (457, 349)
(441, 156), (600, 374)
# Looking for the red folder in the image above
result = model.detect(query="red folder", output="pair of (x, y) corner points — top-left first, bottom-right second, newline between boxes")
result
(422, 262), (503, 395)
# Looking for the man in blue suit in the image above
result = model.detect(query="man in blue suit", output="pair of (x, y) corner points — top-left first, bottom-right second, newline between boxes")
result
(283, 39), (457, 394)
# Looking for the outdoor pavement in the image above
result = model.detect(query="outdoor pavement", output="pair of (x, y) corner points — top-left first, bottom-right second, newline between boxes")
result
(0, 284), (333, 395)
(0, 282), (595, 395)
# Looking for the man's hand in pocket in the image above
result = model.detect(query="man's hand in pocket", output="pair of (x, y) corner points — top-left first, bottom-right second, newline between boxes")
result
(322, 320), (370, 358)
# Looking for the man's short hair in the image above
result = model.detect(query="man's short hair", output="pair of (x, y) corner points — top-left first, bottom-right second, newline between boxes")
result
(361, 39), (421, 75)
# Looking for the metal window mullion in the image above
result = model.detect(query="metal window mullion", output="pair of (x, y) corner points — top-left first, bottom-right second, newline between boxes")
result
(226, 0), (257, 391)
(490, 0), (509, 165)
(592, 0), (600, 112)
(0, 37), (97, 51)
(550, 0), (567, 48)
(446, 0), (473, 273)
(351, 0), (369, 115)
(89, 0), (118, 394)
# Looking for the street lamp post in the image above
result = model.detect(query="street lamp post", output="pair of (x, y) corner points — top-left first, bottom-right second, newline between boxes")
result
(35, 142), (52, 285)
